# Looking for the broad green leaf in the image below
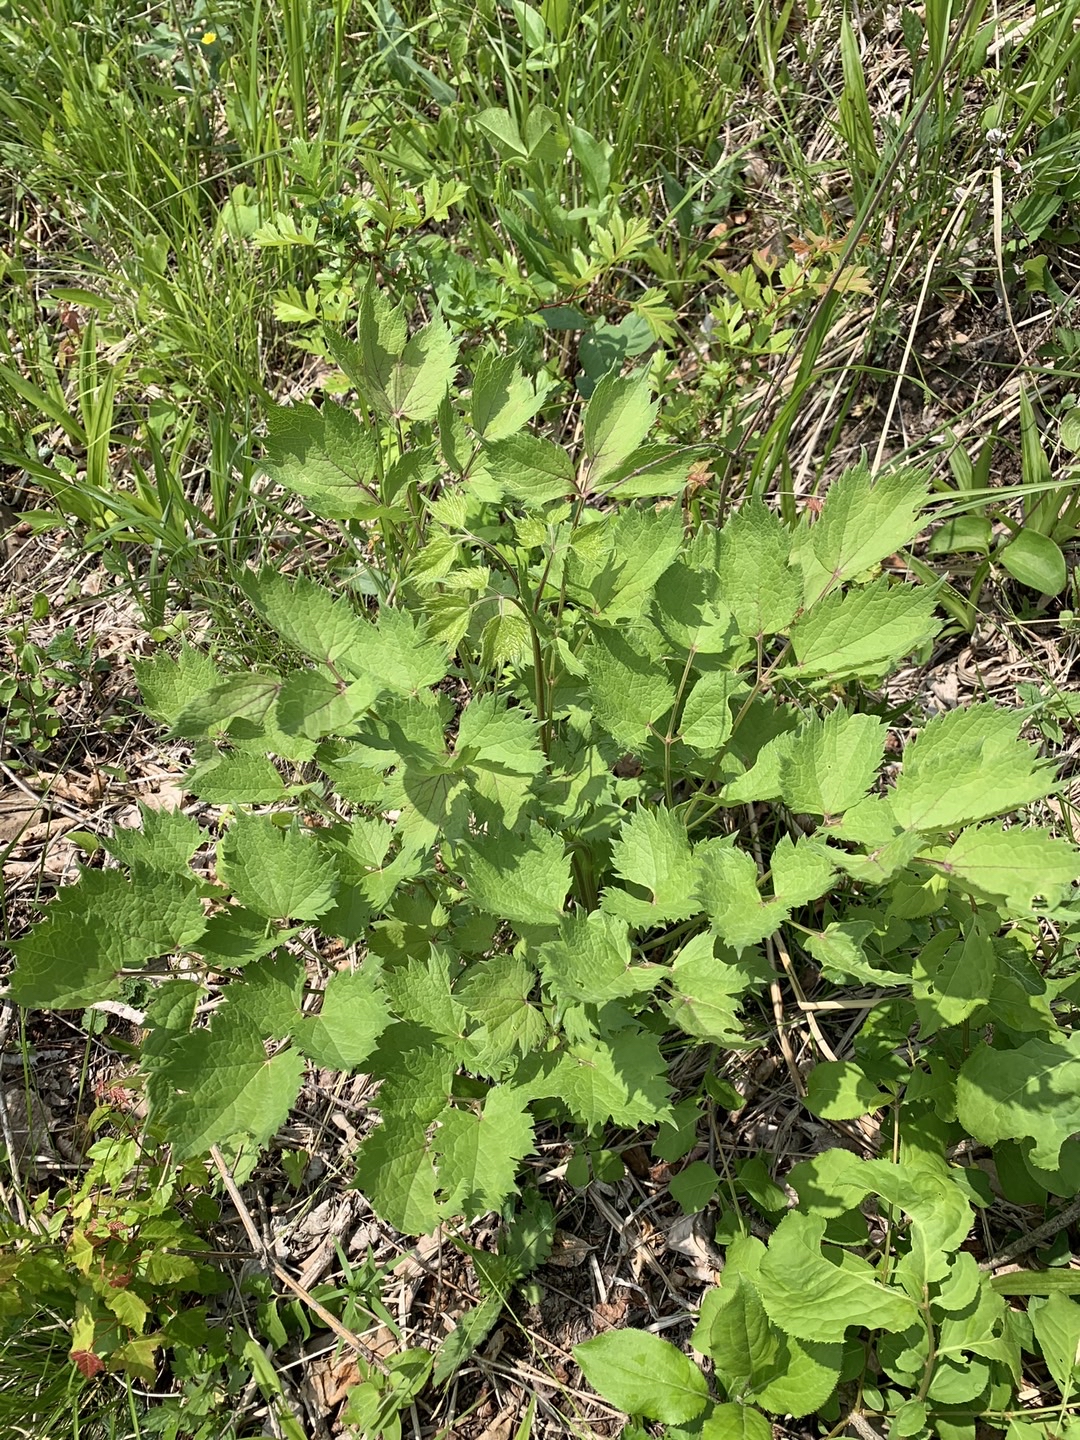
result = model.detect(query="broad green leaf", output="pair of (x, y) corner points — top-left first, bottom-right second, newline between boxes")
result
(294, 969), (391, 1070)
(805, 922), (910, 987)
(352, 1115), (440, 1234)
(366, 607), (450, 696)
(458, 823), (570, 927)
(670, 1161), (720, 1213)
(148, 1007), (304, 1158)
(10, 868), (205, 1009)
(1029, 1294), (1080, 1394)
(542, 1032), (672, 1128)
(891, 704), (1057, 831)
(261, 400), (383, 519)
(602, 807), (698, 924)
(1000, 529), (1068, 596)
(803, 1061), (891, 1120)
(328, 297), (459, 421)
(779, 709), (885, 817)
(693, 1272), (780, 1398)
(185, 750), (287, 804)
(667, 933), (764, 1045)
(654, 563), (739, 655)
(912, 926), (995, 1033)
(574, 1330), (708, 1423)
(680, 671), (743, 751)
(788, 578), (940, 679)
(482, 432), (575, 506)
(470, 348), (548, 439)
(581, 369), (658, 487)
(381, 946), (466, 1040)
(956, 1037), (1080, 1170)
(455, 693), (544, 775)
(435, 1087), (535, 1216)
(325, 282), (405, 405)
(538, 910), (662, 1006)
(936, 823), (1079, 911)
(716, 499), (801, 637)
(104, 805), (204, 873)
(796, 461), (928, 600)
(242, 570), (373, 675)
(585, 627), (674, 750)
(770, 835), (836, 908)
(600, 443), (695, 500)
(171, 673), (281, 738)
(758, 1212), (919, 1341)
(692, 1405), (773, 1440)
(226, 950), (303, 1038)
(457, 953), (547, 1064)
(696, 841), (779, 951)
(217, 816), (339, 921)
(135, 645), (221, 727)
(196, 907), (287, 969)
(277, 672), (377, 740)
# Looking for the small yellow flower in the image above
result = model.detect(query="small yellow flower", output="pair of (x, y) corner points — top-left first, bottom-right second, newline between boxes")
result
(200, 30), (217, 46)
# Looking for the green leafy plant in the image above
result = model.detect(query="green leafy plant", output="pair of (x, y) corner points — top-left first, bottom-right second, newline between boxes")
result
(9, 282), (1080, 1433)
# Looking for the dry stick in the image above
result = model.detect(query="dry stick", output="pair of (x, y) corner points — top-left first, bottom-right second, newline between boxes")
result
(0, 1004), (30, 1227)
(208, 1145), (389, 1373)
(870, 175), (982, 476)
(731, 0), (989, 472)
(979, 1192), (1080, 1273)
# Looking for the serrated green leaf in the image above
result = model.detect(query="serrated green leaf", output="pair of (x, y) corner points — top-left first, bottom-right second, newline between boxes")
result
(470, 348), (548, 439)
(585, 627), (674, 750)
(294, 969), (391, 1070)
(717, 499), (802, 637)
(758, 1212), (919, 1340)
(680, 671), (743, 751)
(937, 824), (1079, 911)
(261, 400), (383, 520)
(574, 1330), (708, 1423)
(543, 1031), (672, 1129)
(457, 953), (546, 1064)
(956, 1037), (1080, 1170)
(435, 1087), (535, 1216)
(455, 693), (544, 775)
(913, 925), (995, 1033)
(788, 578), (940, 679)
(171, 673), (281, 739)
(581, 369), (658, 487)
(779, 709), (885, 817)
(382, 947), (466, 1039)
(226, 950), (304, 1038)
(242, 570), (373, 676)
(353, 1115), (441, 1234)
(654, 563), (739, 655)
(217, 816), (339, 921)
(797, 461), (928, 600)
(148, 1006), (304, 1158)
(602, 807), (698, 924)
(11, 867), (205, 1009)
(135, 645), (222, 727)
(186, 750), (287, 804)
(599, 442), (695, 500)
(196, 907), (286, 969)
(770, 835), (836, 908)
(891, 704), (1058, 831)
(326, 297), (458, 421)
(696, 840), (777, 951)
(481, 432), (575, 506)
(667, 932), (763, 1045)
(277, 671), (377, 740)
(104, 805), (204, 873)
(538, 910), (662, 1005)
(804, 922), (909, 987)
(458, 823), (570, 927)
